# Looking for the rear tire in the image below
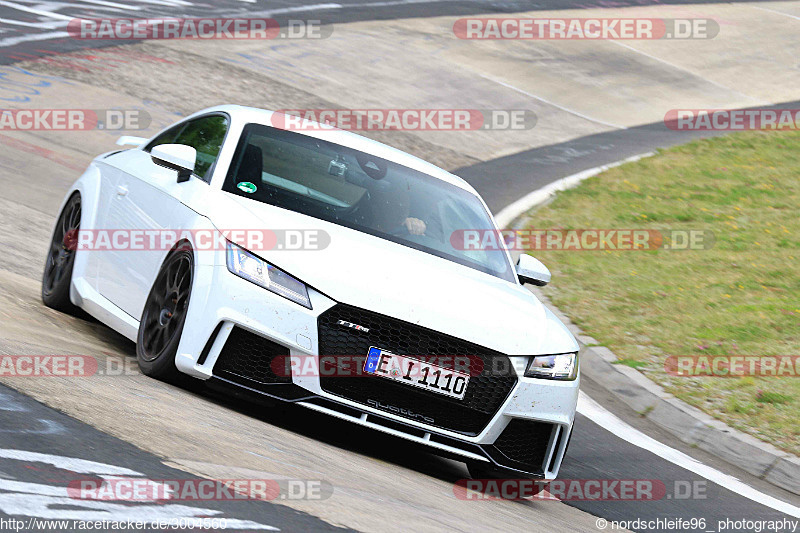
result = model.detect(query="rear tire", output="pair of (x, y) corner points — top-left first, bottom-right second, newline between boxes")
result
(136, 247), (193, 381)
(42, 193), (81, 314)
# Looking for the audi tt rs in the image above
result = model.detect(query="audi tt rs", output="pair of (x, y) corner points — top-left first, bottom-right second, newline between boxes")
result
(42, 105), (579, 479)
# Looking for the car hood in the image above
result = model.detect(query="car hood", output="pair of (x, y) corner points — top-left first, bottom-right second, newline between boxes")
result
(208, 193), (577, 355)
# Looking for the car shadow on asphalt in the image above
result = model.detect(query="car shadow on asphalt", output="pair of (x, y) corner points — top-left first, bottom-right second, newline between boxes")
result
(192, 377), (471, 482)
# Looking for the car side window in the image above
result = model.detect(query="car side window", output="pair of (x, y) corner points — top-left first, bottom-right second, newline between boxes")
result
(172, 115), (229, 182)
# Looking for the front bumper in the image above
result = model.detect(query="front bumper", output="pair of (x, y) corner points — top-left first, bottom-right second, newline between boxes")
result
(175, 261), (579, 479)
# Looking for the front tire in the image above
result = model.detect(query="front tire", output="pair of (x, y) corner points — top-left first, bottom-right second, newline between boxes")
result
(42, 193), (81, 314)
(136, 247), (193, 381)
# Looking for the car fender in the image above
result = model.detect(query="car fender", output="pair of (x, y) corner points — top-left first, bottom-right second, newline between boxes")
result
(56, 162), (103, 306)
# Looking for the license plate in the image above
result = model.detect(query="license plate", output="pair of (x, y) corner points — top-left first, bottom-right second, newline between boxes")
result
(364, 347), (470, 400)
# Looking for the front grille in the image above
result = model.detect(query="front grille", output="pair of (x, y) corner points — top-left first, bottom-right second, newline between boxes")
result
(214, 327), (291, 389)
(485, 419), (554, 474)
(317, 304), (517, 435)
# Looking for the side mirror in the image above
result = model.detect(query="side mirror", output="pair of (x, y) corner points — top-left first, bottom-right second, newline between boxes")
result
(151, 144), (196, 183)
(116, 135), (147, 147)
(516, 254), (551, 286)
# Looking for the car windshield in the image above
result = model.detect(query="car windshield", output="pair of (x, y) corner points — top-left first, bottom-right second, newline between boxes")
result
(222, 123), (514, 282)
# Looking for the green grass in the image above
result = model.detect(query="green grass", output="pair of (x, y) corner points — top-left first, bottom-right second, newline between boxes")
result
(527, 130), (800, 455)
(756, 391), (792, 405)
(615, 358), (650, 369)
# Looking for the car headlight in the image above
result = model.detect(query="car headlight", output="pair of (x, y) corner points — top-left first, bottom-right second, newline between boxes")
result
(226, 242), (312, 309)
(525, 352), (578, 380)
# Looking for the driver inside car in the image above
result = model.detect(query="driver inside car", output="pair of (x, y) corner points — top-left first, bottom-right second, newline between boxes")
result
(369, 181), (430, 237)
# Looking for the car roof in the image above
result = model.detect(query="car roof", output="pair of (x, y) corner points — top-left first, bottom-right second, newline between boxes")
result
(188, 104), (481, 196)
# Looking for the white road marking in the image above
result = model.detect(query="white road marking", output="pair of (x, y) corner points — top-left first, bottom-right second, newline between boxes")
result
(0, 449), (141, 476)
(748, 4), (800, 21)
(0, 390), (29, 411)
(0, 419), (65, 435)
(121, 0), (192, 5)
(0, 30), (69, 47)
(0, 17), (65, 29)
(609, 40), (759, 103)
(478, 72), (627, 130)
(78, 0), (143, 10)
(0, 0), (489, 49)
(248, 3), (344, 16)
(0, 449), (279, 529)
(356, 0), (462, 6)
(577, 392), (800, 518)
(0, 479), (67, 496)
(0, 392), (67, 434)
(0, 1), (345, 48)
(0, 493), (281, 529)
(0, 1), (74, 21)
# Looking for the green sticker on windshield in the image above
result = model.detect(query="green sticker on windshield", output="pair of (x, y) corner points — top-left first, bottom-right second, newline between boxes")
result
(237, 181), (257, 194)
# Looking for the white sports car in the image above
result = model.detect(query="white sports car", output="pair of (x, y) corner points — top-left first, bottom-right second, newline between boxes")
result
(42, 105), (579, 479)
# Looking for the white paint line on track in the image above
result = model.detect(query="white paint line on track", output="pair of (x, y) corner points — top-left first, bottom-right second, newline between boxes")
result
(0, 18), (65, 29)
(747, 4), (800, 21)
(121, 0), (192, 6)
(493, 152), (654, 229)
(247, 4), (343, 17)
(0, 0), (459, 49)
(479, 73), (627, 130)
(356, 0), (464, 7)
(609, 40), (760, 103)
(267, 3), (343, 13)
(0, 449), (141, 476)
(0, 2), (346, 48)
(0, 449), (279, 529)
(0, 31), (69, 47)
(242, 1), (468, 19)
(0, 1), (75, 21)
(78, 0), (143, 10)
(577, 392), (800, 518)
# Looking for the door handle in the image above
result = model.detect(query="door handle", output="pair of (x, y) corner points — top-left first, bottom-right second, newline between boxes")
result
(116, 185), (128, 197)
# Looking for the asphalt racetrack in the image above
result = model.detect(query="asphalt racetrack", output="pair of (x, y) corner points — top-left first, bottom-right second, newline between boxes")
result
(0, 1), (799, 531)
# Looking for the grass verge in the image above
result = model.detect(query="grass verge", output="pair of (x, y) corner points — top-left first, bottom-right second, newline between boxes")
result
(526, 130), (799, 455)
